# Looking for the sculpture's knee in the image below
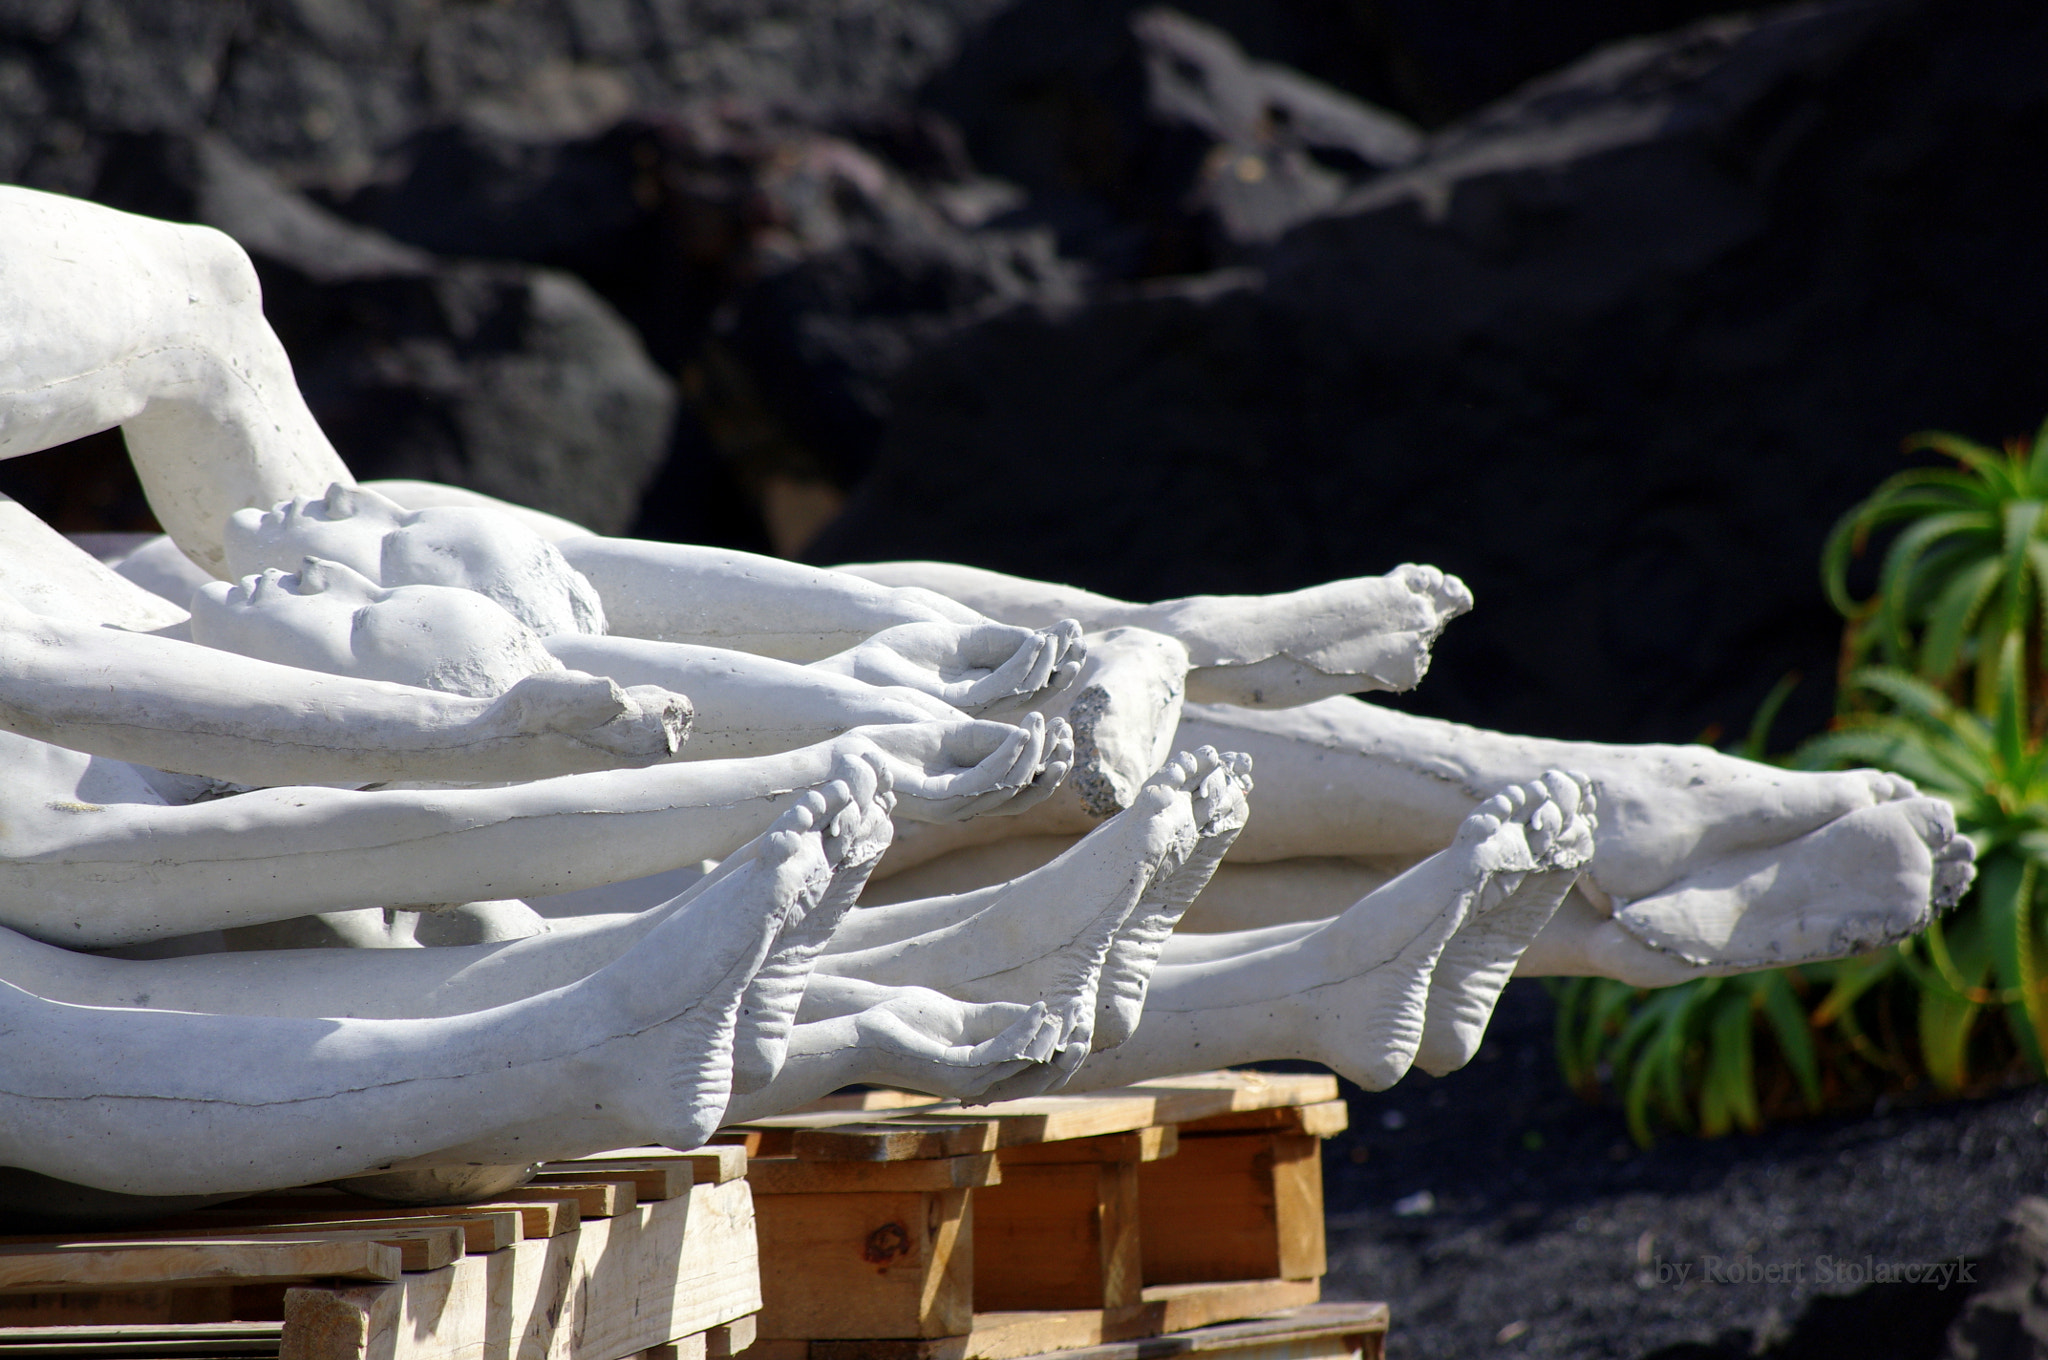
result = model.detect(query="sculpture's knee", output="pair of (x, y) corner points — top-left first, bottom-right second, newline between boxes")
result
(162, 220), (264, 318)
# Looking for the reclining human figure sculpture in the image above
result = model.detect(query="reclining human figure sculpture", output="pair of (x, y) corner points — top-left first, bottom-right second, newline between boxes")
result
(0, 184), (1979, 1210)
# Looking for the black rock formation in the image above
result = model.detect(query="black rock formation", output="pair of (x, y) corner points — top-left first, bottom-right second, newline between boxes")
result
(810, 0), (2048, 746)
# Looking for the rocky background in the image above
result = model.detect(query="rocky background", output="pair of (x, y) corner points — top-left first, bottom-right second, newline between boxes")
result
(2, 0), (2045, 746)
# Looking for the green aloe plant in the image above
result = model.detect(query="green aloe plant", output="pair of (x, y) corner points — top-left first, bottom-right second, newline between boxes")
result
(1554, 417), (2048, 1142)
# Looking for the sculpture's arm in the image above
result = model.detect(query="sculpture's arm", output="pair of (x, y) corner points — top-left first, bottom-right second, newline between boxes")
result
(0, 186), (351, 575)
(836, 561), (1474, 707)
(805, 620), (1087, 714)
(555, 536), (987, 661)
(0, 596), (690, 786)
(545, 634), (964, 759)
(0, 719), (1059, 948)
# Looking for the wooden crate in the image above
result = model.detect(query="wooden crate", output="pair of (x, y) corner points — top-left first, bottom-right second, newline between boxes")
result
(730, 1071), (1356, 1360)
(0, 1147), (760, 1360)
(802, 1304), (1389, 1360)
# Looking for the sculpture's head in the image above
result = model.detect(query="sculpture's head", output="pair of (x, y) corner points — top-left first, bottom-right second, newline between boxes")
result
(190, 557), (564, 697)
(223, 483), (606, 638)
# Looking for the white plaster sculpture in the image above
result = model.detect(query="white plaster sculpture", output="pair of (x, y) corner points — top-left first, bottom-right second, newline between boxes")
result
(0, 183), (1980, 1210)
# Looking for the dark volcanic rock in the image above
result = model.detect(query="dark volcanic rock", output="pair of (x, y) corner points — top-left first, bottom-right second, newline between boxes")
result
(1943, 1198), (2048, 1360)
(92, 133), (676, 532)
(811, 0), (2048, 747)
(337, 101), (1083, 519)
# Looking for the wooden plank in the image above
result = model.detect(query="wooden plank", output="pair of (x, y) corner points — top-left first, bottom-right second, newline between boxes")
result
(0, 1226), (463, 1276)
(1122, 1073), (1339, 1124)
(280, 1176), (761, 1360)
(220, 1195), (573, 1240)
(551, 1146), (748, 1186)
(0, 1321), (282, 1357)
(1139, 1135), (1324, 1285)
(629, 1335), (708, 1360)
(279, 1282), (399, 1360)
(749, 1155), (999, 1197)
(533, 1163), (691, 1202)
(880, 1072), (1341, 1151)
(169, 1209), (519, 1257)
(786, 1124), (998, 1165)
(1173, 1102), (1348, 1139)
(971, 1163), (1138, 1313)
(709, 1131), (765, 1158)
(0, 1289), (236, 1330)
(995, 1128), (1176, 1166)
(1137, 1279), (1321, 1335)
(496, 1180), (633, 1219)
(709, 1313), (757, 1358)
(792, 1090), (942, 1114)
(753, 1189), (971, 1340)
(1267, 1138), (1325, 1282)
(807, 1296), (1376, 1360)
(0, 1241), (401, 1294)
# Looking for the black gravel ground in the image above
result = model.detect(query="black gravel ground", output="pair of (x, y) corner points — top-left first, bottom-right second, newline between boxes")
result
(1315, 981), (2048, 1359)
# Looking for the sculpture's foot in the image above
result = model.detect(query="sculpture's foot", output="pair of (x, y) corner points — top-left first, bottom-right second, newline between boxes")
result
(731, 755), (899, 1094)
(1414, 771), (1595, 1077)
(1093, 747), (1254, 1050)
(1609, 792), (1973, 972)
(1180, 564), (1474, 707)
(599, 806), (836, 1149)
(1305, 772), (1589, 1090)
(1051, 627), (1190, 819)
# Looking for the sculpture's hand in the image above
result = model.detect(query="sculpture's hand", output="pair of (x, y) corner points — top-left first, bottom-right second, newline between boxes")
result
(818, 621), (1086, 715)
(834, 714), (1072, 822)
(477, 672), (693, 763)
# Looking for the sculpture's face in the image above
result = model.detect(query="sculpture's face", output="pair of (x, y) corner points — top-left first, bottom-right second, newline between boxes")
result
(223, 484), (401, 581)
(189, 558), (562, 697)
(223, 485), (604, 637)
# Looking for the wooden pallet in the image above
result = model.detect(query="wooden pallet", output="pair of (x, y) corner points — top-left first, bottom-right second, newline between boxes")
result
(727, 1071), (1356, 1360)
(0, 1148), (760, 1360)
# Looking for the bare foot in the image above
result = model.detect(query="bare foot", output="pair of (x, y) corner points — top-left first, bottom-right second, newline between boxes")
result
(731, 754), (899, 1093)
(1414, 771), (1595, 1076)
(1610, 792), (1973, 971)
(1093, 747), (1254, 1050)
(596, 806), (834, 1149)
(1179, 564), (1474, 707)
(1280, 772), (1594, 1089)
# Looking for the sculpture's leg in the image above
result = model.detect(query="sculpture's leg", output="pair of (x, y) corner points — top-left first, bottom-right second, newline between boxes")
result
(819, 751), (1230, 1024)
(1174, 697), (1974, 960)
(0, 813), (834, 1196)
(1413, 772), (1595, 1075)
(731, 766), (899, 1093)
(556, 536), (986, 660)
(834, 560), (1472, 707)
(0, 187), (351, 574)
(1092, 747), (1253, 1049)
(1067, 772), (1596, 1091)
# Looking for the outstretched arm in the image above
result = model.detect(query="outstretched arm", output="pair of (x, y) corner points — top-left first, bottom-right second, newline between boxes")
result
(0, 595), (690, 787)
(556, 536), (987, 660)
(545, 634), (964, 759)
(0, 719), (1062, 948)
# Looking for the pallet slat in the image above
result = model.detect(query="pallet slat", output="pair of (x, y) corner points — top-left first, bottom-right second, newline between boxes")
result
(0, 1241), (401, 1294)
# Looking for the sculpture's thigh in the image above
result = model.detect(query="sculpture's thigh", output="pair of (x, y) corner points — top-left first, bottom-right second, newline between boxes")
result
(0, 188), (256, 457)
